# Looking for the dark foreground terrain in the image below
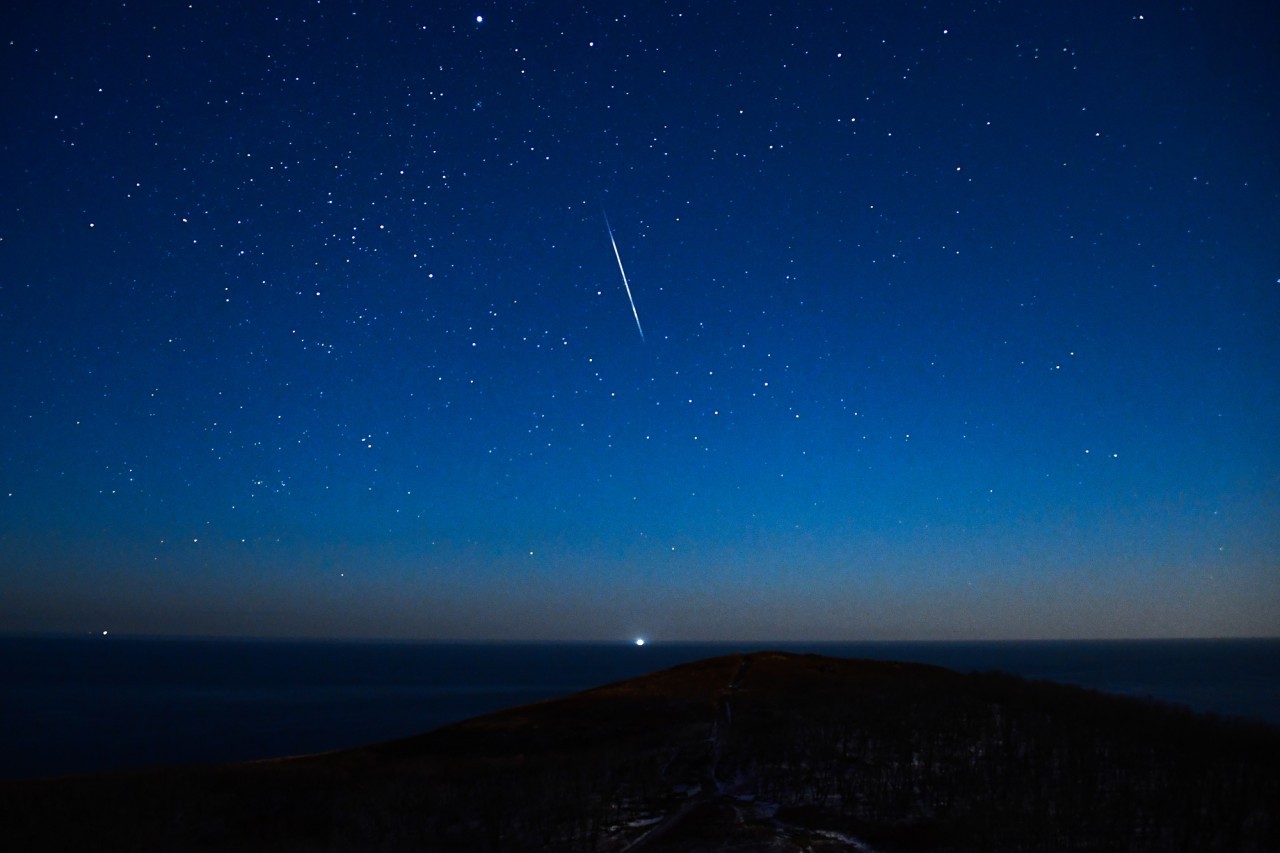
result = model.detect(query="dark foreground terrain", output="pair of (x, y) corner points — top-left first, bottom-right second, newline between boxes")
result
(3, 652), (1277, 851)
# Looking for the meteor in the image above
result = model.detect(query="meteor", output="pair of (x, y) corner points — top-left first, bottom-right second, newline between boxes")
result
(603, 212), (645, 342)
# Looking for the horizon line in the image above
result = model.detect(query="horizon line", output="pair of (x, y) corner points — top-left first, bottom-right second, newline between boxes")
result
(4, 631), (1277, 645)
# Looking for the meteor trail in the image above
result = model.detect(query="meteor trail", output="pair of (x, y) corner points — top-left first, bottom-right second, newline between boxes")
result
(604, 212), (645, 342)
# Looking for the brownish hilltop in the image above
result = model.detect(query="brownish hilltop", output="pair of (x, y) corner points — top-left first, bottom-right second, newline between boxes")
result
(3, 651), (1277, 851)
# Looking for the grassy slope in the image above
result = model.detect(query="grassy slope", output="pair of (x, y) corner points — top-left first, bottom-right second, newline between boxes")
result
(3, 652), (1277, 851)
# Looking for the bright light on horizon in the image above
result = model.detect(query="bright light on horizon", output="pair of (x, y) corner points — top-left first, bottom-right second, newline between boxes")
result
(634, 637), (645, 646)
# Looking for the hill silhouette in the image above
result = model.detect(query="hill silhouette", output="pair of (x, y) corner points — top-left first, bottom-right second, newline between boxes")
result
(3, 651), (1277, 850)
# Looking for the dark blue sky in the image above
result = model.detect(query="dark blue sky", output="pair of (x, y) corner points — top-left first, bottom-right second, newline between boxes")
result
(2, 1), (1277, 641)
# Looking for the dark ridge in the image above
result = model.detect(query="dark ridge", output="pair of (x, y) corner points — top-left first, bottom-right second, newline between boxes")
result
(3, 652), (1276, 851)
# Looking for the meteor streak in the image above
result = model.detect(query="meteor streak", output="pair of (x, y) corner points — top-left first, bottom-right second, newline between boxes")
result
(604, 212), (645, 342)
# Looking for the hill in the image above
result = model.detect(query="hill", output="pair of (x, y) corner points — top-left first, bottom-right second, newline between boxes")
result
(3, 651), (1277, 850)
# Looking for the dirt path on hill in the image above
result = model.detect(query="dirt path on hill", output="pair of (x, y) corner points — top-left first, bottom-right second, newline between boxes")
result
(621, 655), (751, 851)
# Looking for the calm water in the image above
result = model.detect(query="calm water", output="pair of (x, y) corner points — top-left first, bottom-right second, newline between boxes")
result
(1, 636), (1276, 780)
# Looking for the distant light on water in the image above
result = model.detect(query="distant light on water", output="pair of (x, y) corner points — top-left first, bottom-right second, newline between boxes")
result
(634, 638), (645, 646)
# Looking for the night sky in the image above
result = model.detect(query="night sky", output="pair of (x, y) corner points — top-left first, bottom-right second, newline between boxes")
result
(2, 1), (1277, 641)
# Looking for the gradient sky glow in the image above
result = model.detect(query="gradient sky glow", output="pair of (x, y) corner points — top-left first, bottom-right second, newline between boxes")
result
(2, 1), (1277, 641)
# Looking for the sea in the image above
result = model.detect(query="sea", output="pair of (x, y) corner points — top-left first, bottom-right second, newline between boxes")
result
(1, 636), (1277, 781)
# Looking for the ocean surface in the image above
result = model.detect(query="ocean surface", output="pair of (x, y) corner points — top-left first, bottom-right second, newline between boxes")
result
(2, 636), (1277, 780)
